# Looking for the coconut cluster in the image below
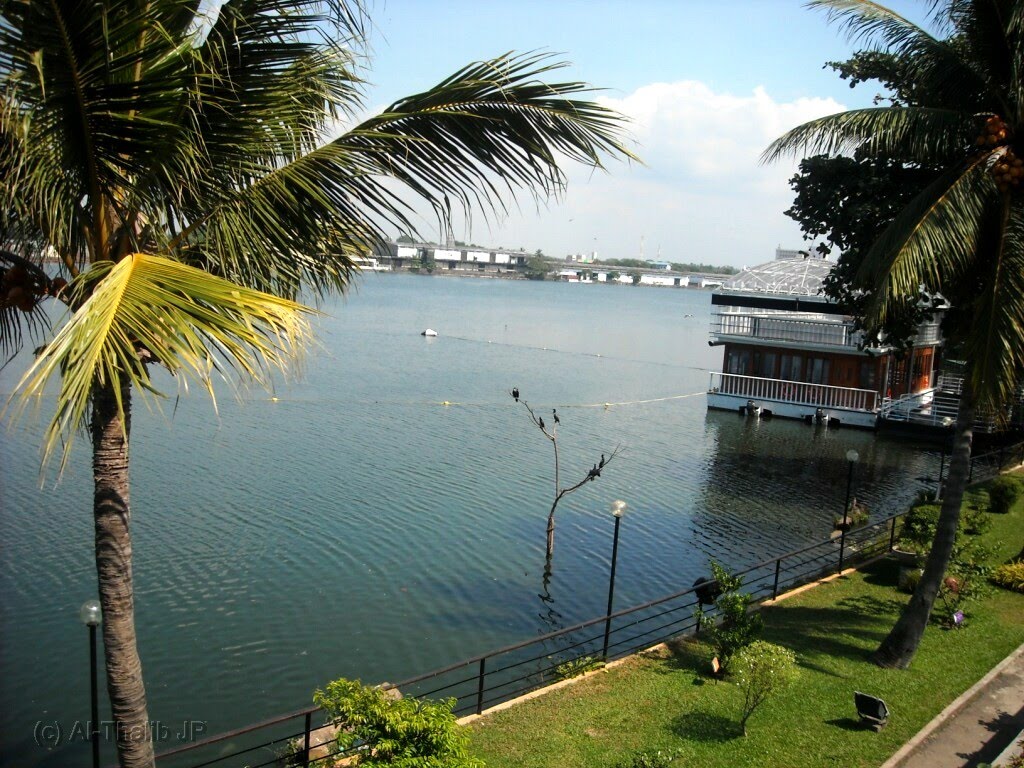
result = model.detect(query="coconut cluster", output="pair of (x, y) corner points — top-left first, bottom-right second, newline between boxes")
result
(976, 116), (1020, 194)
(976, 114), (1009, 147)
(1, 265), (65, 312)
(991, 148), (1023, 193)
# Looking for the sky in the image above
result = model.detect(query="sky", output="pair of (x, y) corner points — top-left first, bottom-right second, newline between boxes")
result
(345, 0), (928, 269)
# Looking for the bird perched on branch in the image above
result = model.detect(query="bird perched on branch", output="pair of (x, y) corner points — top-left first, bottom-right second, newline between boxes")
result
(552, 409), (560, 425)
(511, 387), (519, 402)
(539, 417), (545, 430)
(599, 454), (606, 468)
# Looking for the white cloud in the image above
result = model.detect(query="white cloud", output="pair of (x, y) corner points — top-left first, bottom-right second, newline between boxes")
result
(453, 80), (848, 267)
(355, 79), (847, 268)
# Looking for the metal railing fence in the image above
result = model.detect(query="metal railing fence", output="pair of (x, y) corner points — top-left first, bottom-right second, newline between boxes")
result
(153, 512), (915, 768)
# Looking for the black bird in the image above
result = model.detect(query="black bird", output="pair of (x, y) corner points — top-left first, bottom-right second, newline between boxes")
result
(512, 387), (519, 401)
(599, 454), (606, 468)
(539, 417), (545, 430)
(552, 409), (560, 425)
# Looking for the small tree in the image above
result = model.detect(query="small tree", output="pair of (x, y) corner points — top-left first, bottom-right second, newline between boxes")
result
(524, 255), (550, 280)
(313, 678), (483, 767)
(695, 562), (763, 673)
(512, 392), (620, 558)
(733, 641), (798, 736)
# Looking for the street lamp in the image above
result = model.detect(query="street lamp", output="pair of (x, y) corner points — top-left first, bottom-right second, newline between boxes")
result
(839, 450), (860, 574)
(79, 599), (102, 768)
(602, 500), (627, 660)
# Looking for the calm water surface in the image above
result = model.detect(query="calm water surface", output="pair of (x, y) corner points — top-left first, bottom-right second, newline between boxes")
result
(0, 274), (940, 766)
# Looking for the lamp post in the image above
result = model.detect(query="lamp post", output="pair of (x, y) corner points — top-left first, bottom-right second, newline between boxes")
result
(602, 500), (627, 660)
(79, 600), (102, 768)
(839, 450), (859, 574)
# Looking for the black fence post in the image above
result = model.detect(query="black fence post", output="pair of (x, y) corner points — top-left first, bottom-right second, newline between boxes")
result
(302, 711), (311, 768)
(838, 528), (847, 575)
(772, 558), (782, 600)
(476, 658), (486, 715)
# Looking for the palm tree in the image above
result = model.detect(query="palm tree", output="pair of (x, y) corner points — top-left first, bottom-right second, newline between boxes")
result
(0, 2), (633, 764)
(765, 0), (1023, 668)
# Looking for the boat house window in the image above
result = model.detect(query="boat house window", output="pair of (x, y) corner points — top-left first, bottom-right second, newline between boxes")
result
(780, 354), (802, 382)
(807, 357), (830, 385)
(860, 361), (877, 390)
(726, 348), (751, 375)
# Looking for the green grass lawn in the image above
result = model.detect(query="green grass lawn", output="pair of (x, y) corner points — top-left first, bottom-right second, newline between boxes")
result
(467, 475), (1024, 768)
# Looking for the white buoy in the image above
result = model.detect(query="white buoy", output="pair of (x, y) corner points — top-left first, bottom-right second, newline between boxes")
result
(421, 328), (438, 337)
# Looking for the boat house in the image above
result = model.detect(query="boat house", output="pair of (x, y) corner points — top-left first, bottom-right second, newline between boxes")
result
(706, 250), (943, 429)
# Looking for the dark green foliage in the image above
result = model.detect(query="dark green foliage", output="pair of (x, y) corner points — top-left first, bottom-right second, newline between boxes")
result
(898, 503), (943, 554)
(523, 255), (550, 280)
(314, 678), (483, 767)
(961, 503), (992, 536)
(695, 562), (763, 673)
(988, 475), (1021, 515)
(614, 748), (684, 768)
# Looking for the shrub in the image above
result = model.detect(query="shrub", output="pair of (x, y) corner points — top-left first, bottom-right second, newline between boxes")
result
(313, 678), (483, 767)
(961, 503), (992, 536)
(834, 498), (869, 530)
(615, 747), (684, 768)
(898, 503), (941, 553)
(991, 562), (1024, 593)
(935, 556), (993, 629)
(988, 475), (1021, 515)
(695, 562), (763, 673)
(899, 568), (922, 594)
(732, 641), (799, 736)
(554, 655), (604, 680)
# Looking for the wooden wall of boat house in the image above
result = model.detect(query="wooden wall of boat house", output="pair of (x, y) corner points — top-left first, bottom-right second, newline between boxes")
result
(721, 343), (887, 395)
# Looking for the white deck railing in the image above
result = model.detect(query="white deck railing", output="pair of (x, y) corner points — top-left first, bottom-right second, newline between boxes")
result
(710, 313), (942, 350)
(710, 314), (861, 348)
(708, 372), (879, 412)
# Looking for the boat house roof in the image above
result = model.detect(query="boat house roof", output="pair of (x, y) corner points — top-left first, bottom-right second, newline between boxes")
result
(719, 257), (834, 298)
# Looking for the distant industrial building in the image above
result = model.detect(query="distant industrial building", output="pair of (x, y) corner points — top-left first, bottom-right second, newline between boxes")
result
(377, 241), (529, 275)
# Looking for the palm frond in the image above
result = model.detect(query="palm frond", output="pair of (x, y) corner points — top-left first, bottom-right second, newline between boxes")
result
(0, 250), (59, 360)
(967, 200), (1024, 410)
(4, 254), (317, 470)
(808, 0), (1002, 112)
(856, 153), (992, 315)
(762, 106), (971, 165)
(175, 52), (636, 296)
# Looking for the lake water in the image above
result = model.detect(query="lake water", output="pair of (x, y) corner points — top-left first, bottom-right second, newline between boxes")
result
(0, 273), (941, 766)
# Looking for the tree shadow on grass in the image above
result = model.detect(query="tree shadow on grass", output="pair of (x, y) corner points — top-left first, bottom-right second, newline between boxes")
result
(759, 600), (898, 668)
(670, 711), (743, 743)
(861, 559), (902, 588)
(655, 637), (719, 682)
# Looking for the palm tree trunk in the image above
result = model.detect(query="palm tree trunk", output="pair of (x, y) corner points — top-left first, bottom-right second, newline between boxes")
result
(91, 380), (154, 768)
(873, 379), (975, 669)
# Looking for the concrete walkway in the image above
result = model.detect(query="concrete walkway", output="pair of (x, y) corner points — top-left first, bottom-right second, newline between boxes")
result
(883, 643), (1024, 768)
